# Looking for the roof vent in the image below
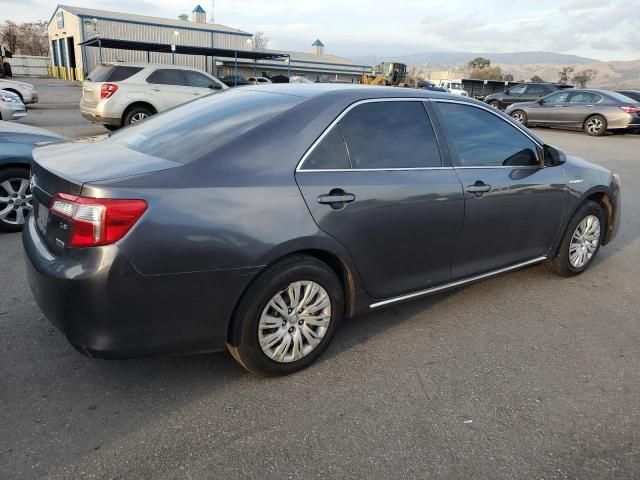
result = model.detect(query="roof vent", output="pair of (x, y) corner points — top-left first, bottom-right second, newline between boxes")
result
(311, 39), (324, 56)
(192, 4), (207, 23)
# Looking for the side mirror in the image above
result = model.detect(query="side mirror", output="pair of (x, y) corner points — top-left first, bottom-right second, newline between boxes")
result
(537, 98), (544, 105)
(543, 144), (566, 167)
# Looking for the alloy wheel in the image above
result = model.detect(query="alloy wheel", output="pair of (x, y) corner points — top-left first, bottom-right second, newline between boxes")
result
(512, 111), (526, 124)
(130, 112), (148, 124)
(569, 215), (600, 268)
(0, 178), (33, 226)
(586, 117), (603, 135)
(258, 281), (332, 363)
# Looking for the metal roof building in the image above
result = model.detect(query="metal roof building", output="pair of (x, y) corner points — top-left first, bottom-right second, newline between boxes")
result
(47, 4), (371, 82)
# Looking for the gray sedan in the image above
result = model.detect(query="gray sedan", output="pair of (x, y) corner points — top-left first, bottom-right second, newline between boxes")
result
(506, 89), (640, 136)
(24, 85), (620, 376)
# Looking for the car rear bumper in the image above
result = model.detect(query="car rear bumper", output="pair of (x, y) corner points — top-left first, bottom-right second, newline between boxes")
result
(80, 98), (122, 126)
(23, 214), (258, 358)
(80, 109), (121, 126)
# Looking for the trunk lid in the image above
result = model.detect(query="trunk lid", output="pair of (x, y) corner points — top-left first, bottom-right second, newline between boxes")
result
(31, 138), (180, 254)
(82, 81), (101, 106)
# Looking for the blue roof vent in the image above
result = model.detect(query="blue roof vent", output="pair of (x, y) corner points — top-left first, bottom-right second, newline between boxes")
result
(192, 5), (206, 13)
(311, 39), (324, 47)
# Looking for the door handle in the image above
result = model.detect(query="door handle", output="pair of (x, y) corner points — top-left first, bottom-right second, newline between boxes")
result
(151, 88), (161, 92)
(466, 182), (491, 195)
(318, 189), (355, 209)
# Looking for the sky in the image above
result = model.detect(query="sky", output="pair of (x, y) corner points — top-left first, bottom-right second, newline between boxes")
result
(3, 0), (640, 61)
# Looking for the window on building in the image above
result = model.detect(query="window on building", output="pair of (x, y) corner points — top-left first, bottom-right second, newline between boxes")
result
(435, 102), (539, 167)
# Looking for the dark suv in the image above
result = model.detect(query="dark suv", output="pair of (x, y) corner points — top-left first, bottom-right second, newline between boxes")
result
(485, 83), (573, 110)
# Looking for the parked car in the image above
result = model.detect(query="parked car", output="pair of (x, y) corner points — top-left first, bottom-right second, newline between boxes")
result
(506, 89), (640, 136)
(616, 90), (640, 102)
(485, 83), (572, 110)
(247, 76), (272, 84)
(0, 121), (64, 232)
(80, 62), (227, 130)
(220, 75), (251, 87)
(289, 76), (313, 84)
(24, 85), (620, 376)
(0, 78), (38, 104)
(0, 90), (27, 121)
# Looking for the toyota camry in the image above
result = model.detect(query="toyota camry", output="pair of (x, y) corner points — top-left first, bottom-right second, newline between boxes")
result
(23, 85), (620, 376)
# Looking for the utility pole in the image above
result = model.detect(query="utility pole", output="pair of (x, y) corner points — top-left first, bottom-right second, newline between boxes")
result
(210, 0), (214, 23)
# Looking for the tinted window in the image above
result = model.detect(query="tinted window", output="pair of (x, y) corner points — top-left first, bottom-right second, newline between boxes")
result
(569, 92), (602, 104)
(111, 90), (303, 164)
(617, 91), (640, 102)
(525, 85), (547, 96)
(183, 70), (215, 88)
(338, 101), (441, 169)
(436, 102), (539, 167)
(508, 85), (527, 95)
(87, 65), (142, 82)
(146, 69), (185, 86)
(543, 91), (570, 104)
(303, 127), (350, 170)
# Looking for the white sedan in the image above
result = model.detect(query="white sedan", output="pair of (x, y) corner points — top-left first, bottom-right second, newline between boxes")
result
(0, 79), (38, 104)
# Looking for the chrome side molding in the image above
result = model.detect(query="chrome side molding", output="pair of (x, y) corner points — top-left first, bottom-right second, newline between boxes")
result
(369, 256), (547, 309)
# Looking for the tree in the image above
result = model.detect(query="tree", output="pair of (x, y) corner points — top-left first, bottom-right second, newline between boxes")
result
(252, 31), (269, 50)
(178, 13), (189, 21)
(502, 73), (514, 82)
(0, 21), (20, 53)
(572, 69), (598, 88)
(469, 65), (504, 80)
(467, 57), (491, 71)
(530, 74), (544, 82)
(558, 66), (574, 84)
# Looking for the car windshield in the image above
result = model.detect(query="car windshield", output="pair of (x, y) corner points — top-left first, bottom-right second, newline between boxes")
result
(110, 89), (304, 164)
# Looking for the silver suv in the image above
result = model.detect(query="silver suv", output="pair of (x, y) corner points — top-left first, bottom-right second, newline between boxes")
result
(80, 63), (227, 130)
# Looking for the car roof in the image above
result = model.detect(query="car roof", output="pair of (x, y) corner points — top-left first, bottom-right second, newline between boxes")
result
(237, 83), (471, 101)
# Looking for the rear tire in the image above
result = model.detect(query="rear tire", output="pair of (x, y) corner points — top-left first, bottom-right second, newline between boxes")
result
(123, 105), (153, 126)
(511, 110), (528, 126)
(103, 124), (119, 132)
(0, 167), (32, 233)
(547, 200), (605, 277)
(584, 114), (607, 136)
(227, 255), (344, 376)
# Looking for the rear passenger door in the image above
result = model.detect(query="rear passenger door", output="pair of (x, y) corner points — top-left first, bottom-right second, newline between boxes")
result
(295, 99), (464, 300)
(144, 68), (193, 111)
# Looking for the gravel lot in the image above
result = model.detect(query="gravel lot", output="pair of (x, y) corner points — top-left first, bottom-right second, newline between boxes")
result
(1, 77), (639, 479)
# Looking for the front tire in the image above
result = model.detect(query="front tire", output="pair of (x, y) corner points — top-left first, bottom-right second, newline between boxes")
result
(0, 167), (32, 233)
(511, 110), (528, 126)
(584, 115), (607, 136)
(547, 200), (605, 277)
(227, 255), (344, 376)
(488, 100), (501, 109)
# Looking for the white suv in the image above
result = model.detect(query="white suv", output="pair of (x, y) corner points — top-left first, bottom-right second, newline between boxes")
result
(80, 63), (227, 130)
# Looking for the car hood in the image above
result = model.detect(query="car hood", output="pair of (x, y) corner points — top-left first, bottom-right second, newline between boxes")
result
(0, 80), (33, 89)
(0, 121), (65, 140)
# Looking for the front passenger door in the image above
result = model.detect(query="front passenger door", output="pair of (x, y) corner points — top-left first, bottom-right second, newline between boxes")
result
(182, 70), (224, 99)
(434, 101), (567, 279)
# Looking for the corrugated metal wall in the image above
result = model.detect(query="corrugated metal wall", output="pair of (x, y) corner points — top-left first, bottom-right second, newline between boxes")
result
(81, 18), (249, 74)
(7, 55), (50, 76)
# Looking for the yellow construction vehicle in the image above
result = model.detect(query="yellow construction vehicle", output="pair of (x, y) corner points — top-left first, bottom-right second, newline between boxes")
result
(362, 62), (407, 86)
(0, 45), (12, 77)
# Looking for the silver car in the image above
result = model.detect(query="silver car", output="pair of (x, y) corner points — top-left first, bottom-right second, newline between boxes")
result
(0, 79), (38, 104)
(506, 89), (640, 136)
(0, 90), (27, 121)
(80, 62), (227, 130)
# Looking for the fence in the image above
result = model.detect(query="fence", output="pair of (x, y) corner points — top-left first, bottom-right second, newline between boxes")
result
(7, 55), (50, 76)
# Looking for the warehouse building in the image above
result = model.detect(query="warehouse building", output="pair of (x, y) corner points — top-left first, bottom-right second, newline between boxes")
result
(47, 5), (370, 82)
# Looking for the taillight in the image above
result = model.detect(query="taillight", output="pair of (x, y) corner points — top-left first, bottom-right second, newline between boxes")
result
(100, 83), (118, 99)
(50, 193), (147, 247)
(619, 106), (640, 114)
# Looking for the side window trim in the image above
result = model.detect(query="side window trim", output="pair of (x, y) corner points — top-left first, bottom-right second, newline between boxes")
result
(432, 99), (544, 169)
(297, 98), (450, 172)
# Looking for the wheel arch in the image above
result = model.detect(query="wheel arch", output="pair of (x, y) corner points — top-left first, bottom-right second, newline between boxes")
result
(2, 88), (23, 101)
(121, 101), (158, 124)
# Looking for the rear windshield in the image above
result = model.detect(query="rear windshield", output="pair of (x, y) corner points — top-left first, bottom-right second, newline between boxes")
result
(605, 91), (640, 103)
(87, 65), (143, 82)
(110, 89), (304, 164)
